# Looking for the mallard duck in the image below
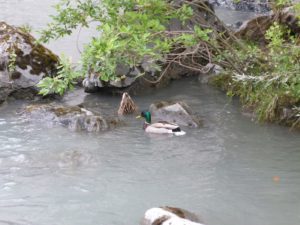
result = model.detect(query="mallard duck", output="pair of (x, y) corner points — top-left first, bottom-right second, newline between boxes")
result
(136, 110), (186, 136)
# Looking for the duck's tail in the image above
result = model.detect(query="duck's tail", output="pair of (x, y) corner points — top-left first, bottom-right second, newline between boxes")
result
(173, 130), (186, 136)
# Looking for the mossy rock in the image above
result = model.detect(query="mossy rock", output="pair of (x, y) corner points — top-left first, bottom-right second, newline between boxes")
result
(0, 21), (59, 103)
(23, 103), (124, 132)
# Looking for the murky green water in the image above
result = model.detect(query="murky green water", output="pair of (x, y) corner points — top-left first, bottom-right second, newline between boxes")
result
(0, 1), (300, 225)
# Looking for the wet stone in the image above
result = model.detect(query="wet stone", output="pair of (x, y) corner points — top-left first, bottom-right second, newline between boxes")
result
(0, 21), (59, 103)
(23, 103), (124, 132)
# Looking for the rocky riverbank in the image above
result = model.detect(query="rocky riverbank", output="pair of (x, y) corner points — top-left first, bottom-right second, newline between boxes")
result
(0, 0), (299, 130)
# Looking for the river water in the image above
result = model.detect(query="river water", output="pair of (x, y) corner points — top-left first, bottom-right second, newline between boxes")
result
(0, 1), (300, 225)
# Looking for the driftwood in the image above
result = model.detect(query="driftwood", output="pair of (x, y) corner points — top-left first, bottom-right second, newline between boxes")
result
(117, 92), (139, 115)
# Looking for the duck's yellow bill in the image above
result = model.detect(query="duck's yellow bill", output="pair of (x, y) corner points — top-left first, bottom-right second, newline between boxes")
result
(136, 115), (141, 119)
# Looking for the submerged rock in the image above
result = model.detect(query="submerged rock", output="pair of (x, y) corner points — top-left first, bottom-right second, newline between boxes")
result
(141, 207), (204, 225)
(149, 101), (202, 128)
(23, 104), (123, 132)
(0, 21), (59, 103)
(58, 150), (94, 169)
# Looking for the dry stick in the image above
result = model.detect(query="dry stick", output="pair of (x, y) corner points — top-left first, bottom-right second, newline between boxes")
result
(142, 39), (215, 84)
(187, 0), (244, 44)
(142, 0), (245, 84)
(204, 42), (212, 63)
(178, 0), (247, 72)
(167, 44), (202, 56)
(187, 0), (250, 66)
(172, 60), (205, 72)
(141, 54), (181, 84)
(190, 49), (211, 71)
(76, 25), (83, 54)
(142, 40), (212, 84)
(206, 41), (244, 73)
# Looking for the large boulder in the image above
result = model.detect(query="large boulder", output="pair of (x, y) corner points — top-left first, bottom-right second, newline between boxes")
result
(82, 0), (223, 95)
(149, 101), (202, 128)
(23, 104), (123, 132)
(0, 22), (59, 103)
(141, 207), (204, 225)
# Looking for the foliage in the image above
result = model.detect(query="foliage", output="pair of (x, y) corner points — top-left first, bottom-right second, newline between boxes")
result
(213, 22), (300, 127)
(19, 24), (33, 34)
(39, 0), (212, 93)
(38, 55), (81, 96)
(8, 49), (17, 74)
(272, 0), (292, 10)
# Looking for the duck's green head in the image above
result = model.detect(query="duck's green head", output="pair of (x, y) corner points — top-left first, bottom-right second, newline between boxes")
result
(136, 110), (151, 123)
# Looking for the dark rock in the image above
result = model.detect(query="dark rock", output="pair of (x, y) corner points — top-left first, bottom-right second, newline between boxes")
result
(279, 107), (300, 128)
(0, 21), (59, 103)
(23, 104), (124, 132)
(141, 207), (204, 225)
(149, 101), (202, 128)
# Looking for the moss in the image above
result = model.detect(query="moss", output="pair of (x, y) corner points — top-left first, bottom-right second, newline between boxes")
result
(30, 44), (59, 76)
(0, 22), (59, 78)
(52, 106), (81, 117)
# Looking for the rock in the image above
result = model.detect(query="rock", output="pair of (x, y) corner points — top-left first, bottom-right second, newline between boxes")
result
(235, 14), (273, 43)
(58, 150), (94, 169)
(199, 63), (224, 84)
(279, 107), (300, 128)
(141, 207), (204, 225)
(82, 0), (223, 95)
(23, 103), (123, 132)
(0, 21), (59, 103)
(211, 0), (271, 12)
(149, 101), (202, 128)
(235, 8), (300, 42)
